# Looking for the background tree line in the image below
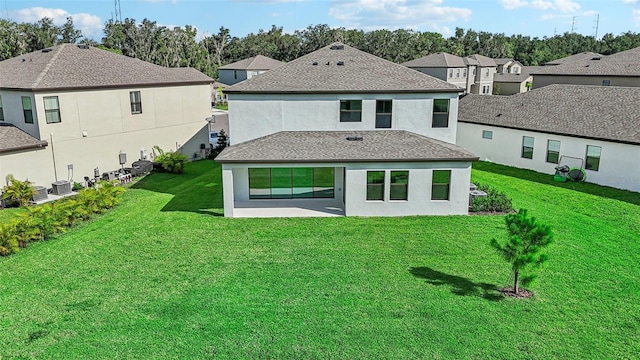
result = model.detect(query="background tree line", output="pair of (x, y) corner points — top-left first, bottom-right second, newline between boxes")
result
(2, 17), (640, 80)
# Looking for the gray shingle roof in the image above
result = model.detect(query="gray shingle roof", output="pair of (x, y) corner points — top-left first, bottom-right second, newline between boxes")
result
(458, 84), (640, 145)
(0, 124), (48, 153)
(466, 54), (497, 67)
(0, 44), (214, 91)
(215, 130), (478, 163)
(226, 43), (462, 94)
(402, 52), (466, 68)
(494, 58), (514, 66)
(218, 55), (284, 70)
(533, 47), (640, 76)
(493, 73), (532, 83)
(545, 51), (604, 65)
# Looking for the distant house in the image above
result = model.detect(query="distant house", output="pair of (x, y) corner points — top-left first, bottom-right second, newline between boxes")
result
(457, 84), (640, 193)
(216, 43), (478, 218)
(493, 58), (531, 95)
(218, 55), (284, 86)
(0, 44), (213, 187)
(532, 47), (640, 88)
(466, 54), (497, 95)
(494, 58), (523, 74)
(402, 52), (473, 93)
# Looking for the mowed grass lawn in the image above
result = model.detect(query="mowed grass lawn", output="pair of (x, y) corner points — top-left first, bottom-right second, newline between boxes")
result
(0, 160), (638, 359)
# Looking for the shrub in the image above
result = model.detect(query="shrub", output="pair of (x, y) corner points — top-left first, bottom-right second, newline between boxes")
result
(1, 175), (36, 207)
(153, 146), (188, 174)
(471, 183), (513, 213)
(0, 180), (126, 256)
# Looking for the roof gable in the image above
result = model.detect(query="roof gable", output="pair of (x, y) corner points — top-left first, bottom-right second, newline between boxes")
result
(545, 51), (604, 65)
(466, 54), (497, 67)
(0, 44), (213, 91)
(402, 52), (466, 68)
(226, 43), (462, 94)
(219, 55), (284, 70)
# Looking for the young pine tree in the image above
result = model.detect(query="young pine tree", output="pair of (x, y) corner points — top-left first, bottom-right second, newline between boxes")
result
(490, 209), (553, 294)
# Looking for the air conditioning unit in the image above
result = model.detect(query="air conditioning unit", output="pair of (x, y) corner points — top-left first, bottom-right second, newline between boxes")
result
(469, 189), (487, 207)
(32, 186), (48, 202)
(51, 180), (71, 196)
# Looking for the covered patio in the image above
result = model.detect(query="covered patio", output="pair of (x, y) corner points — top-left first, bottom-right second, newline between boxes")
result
(233, 198), (345, 218)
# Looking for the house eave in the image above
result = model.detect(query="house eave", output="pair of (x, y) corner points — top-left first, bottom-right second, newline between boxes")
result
(224, 88), (464, 95)
(215, 157), (479, 164)
(458, 120), (640, 146)
(1, 80), (213, 93)
(0, 141), (49, 154)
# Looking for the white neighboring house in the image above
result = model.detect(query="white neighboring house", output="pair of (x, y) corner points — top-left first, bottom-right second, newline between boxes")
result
(218, 55), (284, 86)
(0, 44), (213, 187)
(466, 54), (497, 95)
(216, 43), (478, 218)
(457, 84), (640, 193)
(402, 52), (474, 94)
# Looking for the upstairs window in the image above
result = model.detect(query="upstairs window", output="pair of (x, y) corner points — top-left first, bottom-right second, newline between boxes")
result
(340, 100), (362, 122)
(585, 145), (602, 171)
(431, 170), (451, 201)
(22, 96), (33, 124)
(456, 69), (460, 78)
(375, 100), (392, 128)
(432, 99), (449, 128)
(602, 80), (610, 86)
(485, 68), (490, 77)
(482, 130), (493, 139)
(449, 69), (453, 78)
(521, 136), (534, 159)
(130, 91), (142, 114)
(546, 140), (561, 164)
(463, 69), (467, 77)
(44, 96), (61, 123)
(0, 96), (4, 121)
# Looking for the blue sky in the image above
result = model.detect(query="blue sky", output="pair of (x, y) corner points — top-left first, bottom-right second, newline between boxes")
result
(1, 0), (638, 41)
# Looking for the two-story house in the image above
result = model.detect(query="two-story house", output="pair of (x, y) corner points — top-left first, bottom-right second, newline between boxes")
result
(466, 54), (497, 95)
(0, 44), (213, 187)
(218, 55), (284, 86)
(402, 53), (475, 94)
(215, 43), (478, 218)
(492, 58), (533, 95)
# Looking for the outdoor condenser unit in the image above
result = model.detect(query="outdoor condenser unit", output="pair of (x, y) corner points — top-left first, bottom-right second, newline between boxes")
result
(32, 186), (48, 202)
(51, 180), (72, 196)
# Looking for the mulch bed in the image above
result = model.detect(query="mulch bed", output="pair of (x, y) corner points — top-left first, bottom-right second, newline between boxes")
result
(499, 287), (534, 299)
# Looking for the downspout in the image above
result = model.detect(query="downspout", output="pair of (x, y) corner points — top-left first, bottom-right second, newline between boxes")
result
(50, 133), (58, 181)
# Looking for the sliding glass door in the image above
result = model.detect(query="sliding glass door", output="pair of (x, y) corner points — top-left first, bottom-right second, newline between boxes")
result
(249, 167), (335, 199)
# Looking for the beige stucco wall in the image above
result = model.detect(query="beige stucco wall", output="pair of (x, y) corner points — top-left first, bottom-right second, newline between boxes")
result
(0, 147), (54, 187)
(457, 122), (640, 193)
(0, 84), (211, 187)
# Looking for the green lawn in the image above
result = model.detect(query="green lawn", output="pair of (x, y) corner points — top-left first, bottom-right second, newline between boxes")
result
(0, 160), (638, 359)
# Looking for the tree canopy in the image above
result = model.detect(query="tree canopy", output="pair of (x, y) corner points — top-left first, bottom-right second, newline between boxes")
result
(2, 17), (640, 80)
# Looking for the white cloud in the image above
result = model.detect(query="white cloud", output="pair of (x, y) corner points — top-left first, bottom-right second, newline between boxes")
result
(634, 8), (640, 26)
(500, 0), (529, 10)
(10, 7), (102, 39)
(328, 0), (471, 33)
(623, 0), (637, 5)
(500, 0), (581, 12)
(144, 0), (179, 4)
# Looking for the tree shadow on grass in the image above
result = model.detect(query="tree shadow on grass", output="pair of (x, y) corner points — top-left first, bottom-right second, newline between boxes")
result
(130, 160), (224, 216)
(473, 161), (640, 206)
(409, 266), (503, 302)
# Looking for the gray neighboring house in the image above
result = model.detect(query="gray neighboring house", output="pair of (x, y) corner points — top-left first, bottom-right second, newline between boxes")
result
(217, 43), (479, 218)
(402, 53), (473, 93)
(218, 55), (284, 86)
(532, 47), (640, 88)
(456, 84), (640, 193)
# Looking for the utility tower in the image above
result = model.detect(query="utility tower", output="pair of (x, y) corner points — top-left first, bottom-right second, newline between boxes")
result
(594, 14), (600, 39)
(113, 0), (122, 22)
(571, 16), (577, 33)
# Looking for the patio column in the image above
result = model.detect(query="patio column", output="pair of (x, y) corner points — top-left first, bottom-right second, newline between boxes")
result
(222, 166), (234, 217)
